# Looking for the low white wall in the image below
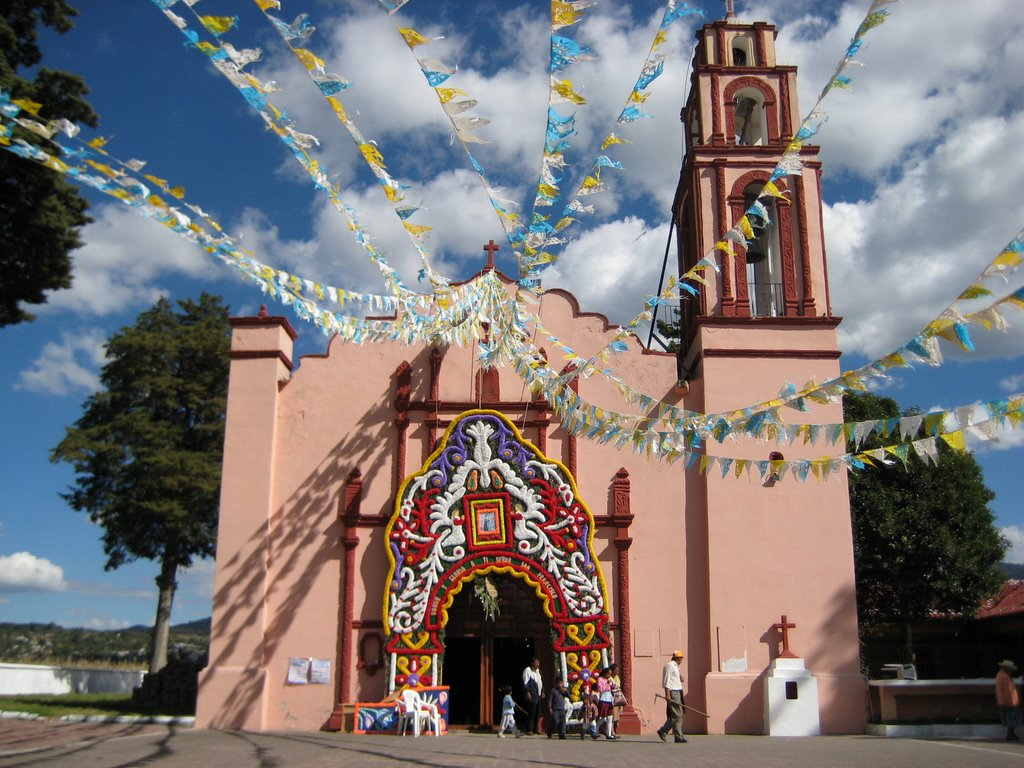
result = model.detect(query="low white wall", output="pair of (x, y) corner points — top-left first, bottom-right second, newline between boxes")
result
(0, 663), (145, 695)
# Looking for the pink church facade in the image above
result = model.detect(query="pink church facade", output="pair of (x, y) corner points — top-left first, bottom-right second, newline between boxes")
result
(195, 15), (867, 735)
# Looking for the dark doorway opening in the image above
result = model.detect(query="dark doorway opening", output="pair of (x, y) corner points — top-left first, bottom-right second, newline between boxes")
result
(444, 637), (480, 725)
(442, 573), (554, 728)
(493, 636), (536, 725)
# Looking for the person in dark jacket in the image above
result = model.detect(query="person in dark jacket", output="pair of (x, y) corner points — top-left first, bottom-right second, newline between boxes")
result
(546, 679), (570, 739)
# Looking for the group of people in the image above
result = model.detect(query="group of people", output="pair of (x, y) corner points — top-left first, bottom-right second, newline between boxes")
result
(497, 652), (689, 743)
(498, 658), (628, 739)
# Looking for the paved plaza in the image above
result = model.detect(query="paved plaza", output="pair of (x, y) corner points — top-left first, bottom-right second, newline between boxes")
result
(1, 720), (1023, 768)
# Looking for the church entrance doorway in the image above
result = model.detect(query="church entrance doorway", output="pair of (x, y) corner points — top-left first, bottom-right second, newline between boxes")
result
(383, 410), (613, 720)
(443, 573), (553, 727)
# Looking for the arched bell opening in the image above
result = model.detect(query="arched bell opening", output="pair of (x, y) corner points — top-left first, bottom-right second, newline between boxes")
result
(743, 183), (783, 316)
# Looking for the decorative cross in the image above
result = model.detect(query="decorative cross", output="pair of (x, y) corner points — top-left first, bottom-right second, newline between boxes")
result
(771, 614), (798, 659)
(483, 239), (500, 270)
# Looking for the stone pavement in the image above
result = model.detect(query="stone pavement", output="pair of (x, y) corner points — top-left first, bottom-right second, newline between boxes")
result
(1, 720), (1023, 768)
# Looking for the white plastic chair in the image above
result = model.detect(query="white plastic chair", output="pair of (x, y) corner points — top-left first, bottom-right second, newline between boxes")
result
(396, 689), (437, 736)
(881, 663), (917, 680)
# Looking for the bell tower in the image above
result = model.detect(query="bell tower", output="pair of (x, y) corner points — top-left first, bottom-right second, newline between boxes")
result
(673, 15), (835, 367)
(671, 12), (866, 735)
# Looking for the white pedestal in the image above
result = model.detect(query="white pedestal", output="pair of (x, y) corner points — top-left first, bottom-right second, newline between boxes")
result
(763, 657), (821, 737)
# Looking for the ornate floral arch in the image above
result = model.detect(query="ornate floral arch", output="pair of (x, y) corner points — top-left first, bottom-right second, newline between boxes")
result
(383, 410), (611, 699)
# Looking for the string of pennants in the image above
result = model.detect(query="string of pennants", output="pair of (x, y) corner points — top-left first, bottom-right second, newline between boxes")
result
(4, 86), (1020, 472)
(530, 0), (899, 391)
(545, 396), (1024, 483)
(512, 1), (705, 291)
(2, 0), (1022, 480)
(249, 0), (452, 289)
(150, 0), (433, 301)
(394, 26), (524, 257)
(517, 231), (1024, 449)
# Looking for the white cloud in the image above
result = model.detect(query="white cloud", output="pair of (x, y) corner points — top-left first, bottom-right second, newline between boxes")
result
(60, 608), (135, 631)
(84, 617), (132, 631)
(234, 1), (701, 291)
(764, 1), (1024, 363)
(15, 328), (107, 396)
(1001, 525), (1024, 564)
(1001, 372), (1024, 393)
(0, 552), (69, 593)
(822, 110), (1024, 360)
(973, 422), (1024, 453)
(544, 216), (670, 325)
(37, 204), (221, 318)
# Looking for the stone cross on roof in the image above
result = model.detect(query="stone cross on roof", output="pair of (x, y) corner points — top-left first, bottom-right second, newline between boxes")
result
(483, 239), (500, 270)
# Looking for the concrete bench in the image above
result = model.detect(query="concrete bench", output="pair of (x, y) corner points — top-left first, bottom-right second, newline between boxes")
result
(868, 679), (1001, 723)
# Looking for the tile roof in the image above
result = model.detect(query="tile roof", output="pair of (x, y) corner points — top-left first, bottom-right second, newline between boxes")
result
(977, 580), (1024, 619)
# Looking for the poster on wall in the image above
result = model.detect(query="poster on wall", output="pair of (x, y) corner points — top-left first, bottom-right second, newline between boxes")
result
(287, 657), (311, 685)
(310, 659), (332, 685)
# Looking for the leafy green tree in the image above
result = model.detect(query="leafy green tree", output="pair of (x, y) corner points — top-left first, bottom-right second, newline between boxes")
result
(654, 316), (681, 353)
(1, 1), (97, 327)
(52, 294), (231, 672)
(844, 391), (1007, 662)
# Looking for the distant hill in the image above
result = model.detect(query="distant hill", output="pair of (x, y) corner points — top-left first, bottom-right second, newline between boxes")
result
(1002, 563), (1024, 579)
(0, 618), (210, 667)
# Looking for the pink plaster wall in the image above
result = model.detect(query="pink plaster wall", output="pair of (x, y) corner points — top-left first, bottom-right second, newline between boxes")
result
(682, 322), (865, 734)
(197, 277), (866, 734)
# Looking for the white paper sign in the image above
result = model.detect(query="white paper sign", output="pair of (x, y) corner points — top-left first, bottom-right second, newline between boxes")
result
(287, 657), (310, 685)
(310, 658), (332, 685)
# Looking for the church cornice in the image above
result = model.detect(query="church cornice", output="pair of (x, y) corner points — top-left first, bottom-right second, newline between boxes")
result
(699, 64), (797, 75)
(230, 312), (299, 340)
(228, 349), (294, 370)
(689, 315), (842, 331)
(687, 147), (822, 164)
(701, 348), (842, 360)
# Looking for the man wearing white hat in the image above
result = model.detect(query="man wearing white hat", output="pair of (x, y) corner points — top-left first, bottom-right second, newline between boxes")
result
(656, 650), (687, 743)
(996, 659), (1021, 741)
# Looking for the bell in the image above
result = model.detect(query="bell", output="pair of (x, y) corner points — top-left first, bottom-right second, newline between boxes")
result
(745, 247), (766, 264)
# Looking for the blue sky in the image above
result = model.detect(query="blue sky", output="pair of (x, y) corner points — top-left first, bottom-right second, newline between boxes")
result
(1, 0), (1022, 630)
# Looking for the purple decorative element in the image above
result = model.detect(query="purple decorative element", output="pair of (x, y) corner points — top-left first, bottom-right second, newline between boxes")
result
(386, 410), (609, 645)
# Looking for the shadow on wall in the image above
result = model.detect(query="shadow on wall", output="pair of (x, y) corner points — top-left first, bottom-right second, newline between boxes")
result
(711, 577), (866, 734)
(202, 347), (401, 729)
(736, 579), (866, 734)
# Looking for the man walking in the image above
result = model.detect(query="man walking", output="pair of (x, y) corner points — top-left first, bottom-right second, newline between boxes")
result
(656, 649), (688, 743)
(996, 659), (1022, 741)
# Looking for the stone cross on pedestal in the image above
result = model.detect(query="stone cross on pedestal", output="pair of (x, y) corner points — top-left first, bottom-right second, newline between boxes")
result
(483, 239), (500, 270)
(771, 614), (798, 659)
(764, 613), (820, 736)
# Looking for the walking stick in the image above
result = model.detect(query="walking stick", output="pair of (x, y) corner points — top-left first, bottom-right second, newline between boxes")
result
(655, 692), (711, 718)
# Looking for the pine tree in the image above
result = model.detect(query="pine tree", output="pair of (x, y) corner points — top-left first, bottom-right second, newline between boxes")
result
(52, 294), (231, 672)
